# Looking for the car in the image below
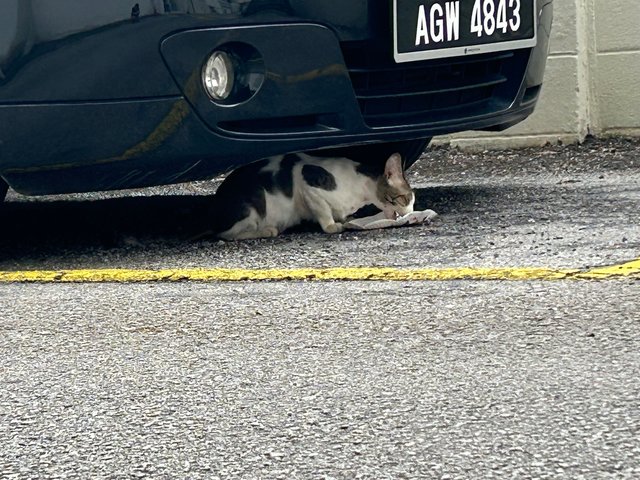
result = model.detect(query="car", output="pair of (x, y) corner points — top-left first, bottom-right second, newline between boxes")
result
(0, 0), (553, 200)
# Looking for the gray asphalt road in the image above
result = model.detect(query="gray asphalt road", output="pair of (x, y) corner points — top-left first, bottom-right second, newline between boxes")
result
(1, 282), (639, 479)
(1, 138), (639, 479)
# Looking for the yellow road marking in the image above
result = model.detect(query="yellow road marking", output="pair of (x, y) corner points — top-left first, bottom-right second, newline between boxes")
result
(0, 258), (638, 283)
(574, 258), (640, 279)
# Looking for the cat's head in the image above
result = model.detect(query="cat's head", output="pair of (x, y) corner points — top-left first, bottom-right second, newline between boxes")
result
(376, 153), (415, 219)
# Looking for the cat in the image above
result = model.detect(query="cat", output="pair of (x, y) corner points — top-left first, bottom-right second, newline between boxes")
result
(209, 151), (415, 240)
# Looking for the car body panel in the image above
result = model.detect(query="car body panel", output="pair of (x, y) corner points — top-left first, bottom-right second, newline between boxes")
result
(0, 0), (553, 195)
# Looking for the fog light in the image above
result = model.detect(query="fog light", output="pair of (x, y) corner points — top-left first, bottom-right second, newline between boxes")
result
(202, 51), (235, 101)
(201, 44), (264, 105)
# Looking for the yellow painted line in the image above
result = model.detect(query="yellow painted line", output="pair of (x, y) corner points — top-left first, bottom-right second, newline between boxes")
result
(574, 258), (640, 279)
(0, 258), (638, 283)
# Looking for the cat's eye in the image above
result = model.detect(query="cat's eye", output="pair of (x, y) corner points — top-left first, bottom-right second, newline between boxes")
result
(387, 194), (407, 206)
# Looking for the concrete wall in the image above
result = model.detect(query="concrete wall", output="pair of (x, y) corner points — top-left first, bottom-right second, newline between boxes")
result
(437, 0), (640, 149)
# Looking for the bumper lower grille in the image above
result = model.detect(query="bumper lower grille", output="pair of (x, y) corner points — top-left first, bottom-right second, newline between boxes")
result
(341, 43), (530, 128)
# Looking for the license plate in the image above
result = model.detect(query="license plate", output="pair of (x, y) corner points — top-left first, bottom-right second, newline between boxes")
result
(393, 0), (537, 62)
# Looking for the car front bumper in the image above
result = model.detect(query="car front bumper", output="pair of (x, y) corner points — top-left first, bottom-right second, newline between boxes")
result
(0, 1), (552, 195)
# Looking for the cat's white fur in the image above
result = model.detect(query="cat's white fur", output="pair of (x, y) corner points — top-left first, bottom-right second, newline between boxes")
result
(218, 153), (414, 240)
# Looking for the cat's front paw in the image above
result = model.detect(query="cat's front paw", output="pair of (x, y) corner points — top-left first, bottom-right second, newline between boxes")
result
(323, 222), (344, 234)
(261, 227), (280, 238)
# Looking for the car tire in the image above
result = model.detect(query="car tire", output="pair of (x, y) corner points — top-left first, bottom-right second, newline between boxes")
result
(308, 138), (431, 170)
(0, 179), (8, 202)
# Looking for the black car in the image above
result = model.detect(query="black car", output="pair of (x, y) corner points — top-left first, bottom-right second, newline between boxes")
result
(0, 0), (553, 200)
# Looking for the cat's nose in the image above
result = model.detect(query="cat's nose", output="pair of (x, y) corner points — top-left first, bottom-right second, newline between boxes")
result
(383, 209), (397, 220)
(397, 206), (413, 217)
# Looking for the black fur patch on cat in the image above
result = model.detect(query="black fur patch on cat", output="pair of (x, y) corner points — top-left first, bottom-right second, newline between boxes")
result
(302, 165), (337, 191)
(210, 155), (302, 235)
(211, 159), (271, 233)
(274, 154), (301, 198)
(356, 161), (383, 180)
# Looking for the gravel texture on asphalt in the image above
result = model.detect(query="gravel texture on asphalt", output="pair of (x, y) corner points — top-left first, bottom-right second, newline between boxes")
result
(1, 138), (639, 479)
(1, 137), (639, 271)
(1, 281), (639, 479)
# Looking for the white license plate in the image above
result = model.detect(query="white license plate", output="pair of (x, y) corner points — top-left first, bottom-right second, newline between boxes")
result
(394, 0), (537, 62)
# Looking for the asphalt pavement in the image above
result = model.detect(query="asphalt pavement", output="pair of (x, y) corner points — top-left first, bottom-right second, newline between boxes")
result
(0, 137), (639, 479)
(0, 138), (638, 271)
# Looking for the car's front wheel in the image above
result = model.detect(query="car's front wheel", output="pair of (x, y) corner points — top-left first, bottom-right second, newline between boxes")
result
(0, 179), (8, 202)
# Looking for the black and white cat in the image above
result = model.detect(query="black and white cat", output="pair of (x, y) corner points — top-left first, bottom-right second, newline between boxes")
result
(210, 151), (415, 240)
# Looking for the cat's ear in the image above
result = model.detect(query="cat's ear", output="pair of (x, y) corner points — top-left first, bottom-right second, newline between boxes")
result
(384, 153), (404, 181)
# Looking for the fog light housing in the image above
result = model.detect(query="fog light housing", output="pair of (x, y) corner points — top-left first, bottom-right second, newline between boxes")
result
(202, 51), (235, 101)
(202, 44), (264, 105)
